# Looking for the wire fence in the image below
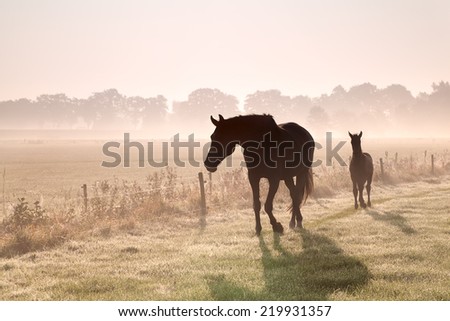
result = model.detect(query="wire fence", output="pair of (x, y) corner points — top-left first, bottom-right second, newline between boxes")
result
(1, 149), (449, 257)
(1, 149), (449, 222)
(0, 168), (249, 226)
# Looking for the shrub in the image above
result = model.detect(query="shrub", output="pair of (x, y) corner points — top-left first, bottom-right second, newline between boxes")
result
(4, 198), (47, 230)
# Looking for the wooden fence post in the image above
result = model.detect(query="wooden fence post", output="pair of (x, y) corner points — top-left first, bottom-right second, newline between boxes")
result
(431, 154), (435, 175)
(380, 158), (384, 180)
(208, 171), (212, 196)
(198, 172), (207, 227)
(81, 184), (88, 211)
(2, 168), (5, 217)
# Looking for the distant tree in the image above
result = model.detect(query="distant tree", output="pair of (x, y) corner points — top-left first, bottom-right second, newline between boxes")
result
(323, 83), (397, 135)
(124, 96), (145, 129)
(429, 81), (450, 107)
(36, 94), (76, 128)
(347, 83), (378, 110)
(140, 95), (168, 129)
(422, 81), (450, 134)
(327, 85), (348, 111)
(307, 105), (330, 135)
(113, 95), (168, 131)
(179, 88), (239, 117)
(332, 85), (347, 97)
(379, 84), (414, 135)
(244, 90), (293, 122)
(381, 84), (414, 105)
(0, 82), (449, 136)
(83, 89), (126, 129)
(0, 98), (36, 128)
(172, 88), (239, 135)
(290, 94), (313, 123)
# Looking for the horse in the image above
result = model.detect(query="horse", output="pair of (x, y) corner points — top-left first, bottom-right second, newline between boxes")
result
(348, 131), (374, 209)
(204, 114), (315, 235)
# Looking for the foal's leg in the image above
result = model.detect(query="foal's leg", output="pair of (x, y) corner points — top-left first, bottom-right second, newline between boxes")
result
(352, 181), (358, 209)
(358, 182), (367, 208)
(366, 177), (372, 207)
(249, 175), (262, 235)
(265, 178), (283, 233)
(284, 177), (298, 229)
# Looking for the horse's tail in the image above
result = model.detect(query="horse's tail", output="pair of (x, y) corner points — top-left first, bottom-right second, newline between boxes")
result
(301, 167), (314, 204)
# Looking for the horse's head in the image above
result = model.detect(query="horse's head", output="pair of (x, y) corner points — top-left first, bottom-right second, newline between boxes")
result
(204, 114), (238, 173)
(348, 131), (363, 153)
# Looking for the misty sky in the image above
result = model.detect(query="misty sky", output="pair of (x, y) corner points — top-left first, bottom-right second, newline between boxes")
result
(1, 0), (449, 103)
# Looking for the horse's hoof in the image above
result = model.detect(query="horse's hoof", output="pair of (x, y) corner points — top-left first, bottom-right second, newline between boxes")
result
(361, 203), (367, 209)
(289, 221), (295, 229)
(354, 204), (359, 209)
(368, 201), (372, 207)
(272, 222), (284, 234)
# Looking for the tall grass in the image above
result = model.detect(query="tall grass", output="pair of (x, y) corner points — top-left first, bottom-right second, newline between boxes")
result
(0, 167), (198, 257)
(1, 153), (449, 258)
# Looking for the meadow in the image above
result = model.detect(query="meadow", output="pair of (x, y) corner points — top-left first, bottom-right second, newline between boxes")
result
(0, 137), (449, 300)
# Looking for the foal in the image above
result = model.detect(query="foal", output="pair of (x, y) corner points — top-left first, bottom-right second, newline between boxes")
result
(349, 131), (374, 209)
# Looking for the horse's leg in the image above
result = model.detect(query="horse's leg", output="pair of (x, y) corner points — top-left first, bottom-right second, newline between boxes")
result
(358, 182), (367, 208)
(295, 174), (306, 228)
(265, 178), (283, 233)
(366, 177), (372, 207)
(284, 177), (298, 229)
(352, 181), (358, 209)
(249, 174), (262, 235)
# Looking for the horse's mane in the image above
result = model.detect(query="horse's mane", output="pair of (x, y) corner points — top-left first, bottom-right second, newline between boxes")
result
(232, 113), (274, 119)
(226, 114), (278, 128)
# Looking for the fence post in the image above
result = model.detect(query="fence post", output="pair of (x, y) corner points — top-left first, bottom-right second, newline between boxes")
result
(395, 152), (398, 166)
(198, 172), (207, 227)
(208, 171), (212, 196)
(379, 158), (384, 180)
(81, 184), (88, 211)
(2, 168), (5, 217)
(431, 154), (435, 175)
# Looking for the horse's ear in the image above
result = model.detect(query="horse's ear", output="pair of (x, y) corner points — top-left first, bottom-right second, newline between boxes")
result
(210, 115), (219, 127)
(219, 114), (224, 122)
(348, 131), (353, 138)
(359, 131), (363, 138)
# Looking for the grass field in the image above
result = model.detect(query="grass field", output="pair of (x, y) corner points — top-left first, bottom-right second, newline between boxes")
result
(0, 138), (449, 300)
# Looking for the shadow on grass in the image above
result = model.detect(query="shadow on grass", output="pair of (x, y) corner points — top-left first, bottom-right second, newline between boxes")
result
(366, 209), (416, 235)
(206, 230), (370, 300)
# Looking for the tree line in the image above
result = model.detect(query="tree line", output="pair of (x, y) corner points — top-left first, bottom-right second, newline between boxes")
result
(1, 82), (449, 137)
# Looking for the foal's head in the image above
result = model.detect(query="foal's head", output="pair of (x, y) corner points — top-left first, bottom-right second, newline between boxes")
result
(348, 131), (363, 154)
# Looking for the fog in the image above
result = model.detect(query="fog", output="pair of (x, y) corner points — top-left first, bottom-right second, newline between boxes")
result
(1, 2), (449, 141)
(1, 82), (449, 140)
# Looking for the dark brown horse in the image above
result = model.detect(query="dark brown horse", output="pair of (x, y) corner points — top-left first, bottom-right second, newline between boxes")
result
(349, 131), (374, 209)
(204, 114), (314, 235)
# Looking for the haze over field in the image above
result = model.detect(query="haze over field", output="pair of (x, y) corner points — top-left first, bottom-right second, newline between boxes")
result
(1, 1), (449, 138)
(1, 84), (450, 139)
(1, 0), (450, 101)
